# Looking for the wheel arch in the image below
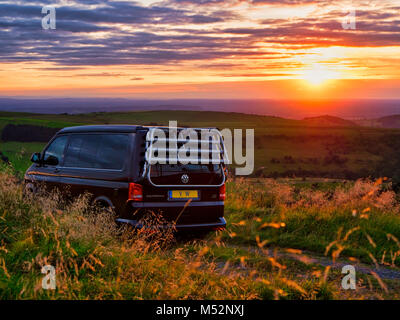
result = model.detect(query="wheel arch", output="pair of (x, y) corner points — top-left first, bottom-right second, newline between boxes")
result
(93, 196), (115, 209)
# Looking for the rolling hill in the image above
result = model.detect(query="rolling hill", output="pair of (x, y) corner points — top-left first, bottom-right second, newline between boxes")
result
(356, 115), (400, 129)
(302, 115), (358, 127)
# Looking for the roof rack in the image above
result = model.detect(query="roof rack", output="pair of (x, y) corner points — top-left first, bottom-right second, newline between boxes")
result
(142, 127), (229, 187)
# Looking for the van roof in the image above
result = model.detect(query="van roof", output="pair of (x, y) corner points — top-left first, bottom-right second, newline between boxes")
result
(59, 125), (144, 134)
(58, 125), (219, 134)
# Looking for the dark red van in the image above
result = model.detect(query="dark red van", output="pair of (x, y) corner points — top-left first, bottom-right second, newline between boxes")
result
(24, 125), (227, 232)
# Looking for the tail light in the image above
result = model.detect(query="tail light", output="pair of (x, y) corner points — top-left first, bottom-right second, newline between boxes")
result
(219, 184), (226, 201)
(128, 183), (143, 201)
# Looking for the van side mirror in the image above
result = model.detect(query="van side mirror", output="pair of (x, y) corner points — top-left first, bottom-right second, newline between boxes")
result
(31, 152), (41, 164)
(44, 155), (59, 166)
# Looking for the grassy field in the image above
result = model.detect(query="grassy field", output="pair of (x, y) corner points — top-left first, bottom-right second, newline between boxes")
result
(1, 142), (46, 174)
(1, 167), (400, 299)
(224, 178), (400, 264)
(1, 110), (400, 299)
(1, 110), (400, 180)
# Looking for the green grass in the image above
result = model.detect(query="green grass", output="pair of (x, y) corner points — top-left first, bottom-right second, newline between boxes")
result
(1, 168), (399, 299)
(0, 170), (320, 300)
(1, 110), (400, 264)
(0, 117), (78, 131)
(227, 208), (400, 262)
(1, 142), (46, 174)
(223, 178), (400, 266)
(1, 110), (400, 299)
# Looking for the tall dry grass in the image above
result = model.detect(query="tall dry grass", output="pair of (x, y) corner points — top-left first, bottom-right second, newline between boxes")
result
(225, 177), (400, 291)
(227, 177), (398, 213)
(1, 167), (399, 300)
(0, 169), (266, 299)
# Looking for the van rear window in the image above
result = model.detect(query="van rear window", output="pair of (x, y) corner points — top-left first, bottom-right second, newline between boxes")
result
(64, 134), (129, 170)
(149, 163), (224, 185)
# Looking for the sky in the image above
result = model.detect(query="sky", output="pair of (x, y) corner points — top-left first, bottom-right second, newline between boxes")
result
(1, 0), (400, 99)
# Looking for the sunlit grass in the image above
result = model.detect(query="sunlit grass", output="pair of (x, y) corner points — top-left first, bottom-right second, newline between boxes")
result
(0, 167), (399, 300)
(224, 178), (400, 266)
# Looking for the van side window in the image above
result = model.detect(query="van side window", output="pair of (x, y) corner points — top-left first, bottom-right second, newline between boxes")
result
(64, 134), (129, 170)
(43, 135), (68, 165)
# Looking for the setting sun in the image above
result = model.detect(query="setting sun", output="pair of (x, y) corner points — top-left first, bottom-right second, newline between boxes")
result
(301, 64), (341, 86)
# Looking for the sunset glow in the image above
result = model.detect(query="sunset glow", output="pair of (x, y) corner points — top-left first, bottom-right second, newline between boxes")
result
(301, 64), (341, 86)
(0, 0), (400, 99)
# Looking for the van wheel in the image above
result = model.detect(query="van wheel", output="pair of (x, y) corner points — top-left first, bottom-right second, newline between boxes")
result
(94, 200), (114, 214)
(23, 183), (36, 199)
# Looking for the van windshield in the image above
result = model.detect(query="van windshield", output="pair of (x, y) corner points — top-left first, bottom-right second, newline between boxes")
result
(149, 163), (224, 186)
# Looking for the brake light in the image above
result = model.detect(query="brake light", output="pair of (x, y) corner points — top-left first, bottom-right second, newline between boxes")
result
(129, 183), (143, 201)
(219, 184), (226, 201)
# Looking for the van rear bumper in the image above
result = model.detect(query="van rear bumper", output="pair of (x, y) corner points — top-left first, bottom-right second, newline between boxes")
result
(116, 217), (226, 231)
(120, 200), (225, 230)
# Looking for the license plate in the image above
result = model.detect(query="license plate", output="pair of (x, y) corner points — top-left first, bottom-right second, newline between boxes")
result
(169, 190), (199, 200)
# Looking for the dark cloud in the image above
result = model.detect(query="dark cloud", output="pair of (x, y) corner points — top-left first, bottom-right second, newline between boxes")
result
(221, 73), (294, 77)
(169, 0), (323, 5)
(251, 0), (318, 3)
(169, 0), (227, 3)
(0, 0), (398, 68)
(224, 8), (400, 48)
(73, 72), (128, 77)
(25, 67), (84, 71)
(0, 2), (232, 25)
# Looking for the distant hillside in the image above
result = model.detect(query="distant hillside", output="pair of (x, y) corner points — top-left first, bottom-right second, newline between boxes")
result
(1, 98), (400, 119)
(302, 115), (358, 127)
(356, 115), (400, 128)
(0, 98), (204, 114)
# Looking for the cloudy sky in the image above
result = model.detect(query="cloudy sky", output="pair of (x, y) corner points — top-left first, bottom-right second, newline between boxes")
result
(1, 0), (400, 99)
